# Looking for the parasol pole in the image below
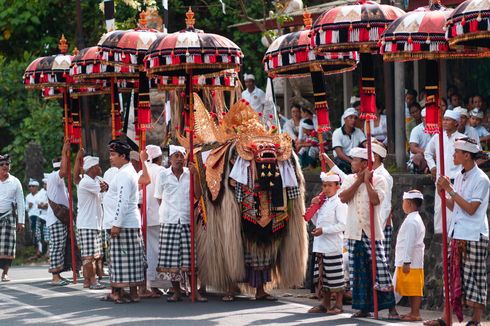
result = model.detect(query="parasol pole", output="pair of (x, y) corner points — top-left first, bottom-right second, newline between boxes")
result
(433, 59), (452, 325)
(187, 69), (196, 303)
(110, 77), (117, 140)
(63, 87), (78, 284)
(359, 51), (378, 319)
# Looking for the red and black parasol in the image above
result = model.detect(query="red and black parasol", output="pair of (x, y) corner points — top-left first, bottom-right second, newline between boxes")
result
(446, 0), (490, 48)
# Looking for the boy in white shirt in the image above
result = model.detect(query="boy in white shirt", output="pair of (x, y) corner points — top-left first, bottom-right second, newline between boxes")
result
(307, 172), (347, 314)
(393, 190), (426, 322)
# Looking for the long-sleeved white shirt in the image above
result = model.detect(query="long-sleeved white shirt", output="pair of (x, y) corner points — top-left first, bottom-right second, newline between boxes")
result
(36, 188), (48, 220)
(424, 130), (465, 179)
(112, 163), (141, 228)
(0, 174), (25, 224)
(374, 164), (393, 227)
(102, 167), (119, 230)
(340, 173), (387, 241)
(311, 193), (347, 255)
(394, 211), (425, 268)
(76, 175), (103, 230)
(140, 162), (164, 227)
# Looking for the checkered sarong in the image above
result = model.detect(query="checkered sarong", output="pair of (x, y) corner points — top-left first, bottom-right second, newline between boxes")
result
(313, 253), (344, 293)
(0, 211), (16, 259)
(109, 228), (145, 287)
(348, 232), (393, 289)
(157, 223), (191, 273)
(457, 237), (489, 305)
(77, 229), (103, 260)
(48, 221), (67, 273)
(383, 225), (393, 265)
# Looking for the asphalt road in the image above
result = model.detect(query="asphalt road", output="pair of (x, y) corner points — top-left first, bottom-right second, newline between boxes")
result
(0, 265), (484, 326)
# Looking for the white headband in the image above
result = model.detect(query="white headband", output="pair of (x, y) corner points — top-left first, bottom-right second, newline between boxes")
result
(403, 191), (424, 200)
(169, 145), (186, 156)
(469, 108), (484, 119)
(83, 156), (99, 171)
(28, 179), (39, 187)
(341, 107), (358, 126)
(52, 162), (61, 169)
(350, 147), (373, 161)
(371, 142), (387, 158)
(454, 138), (481, 154)
(146, 144), (162, 160)
(453, 106), (468, 118)
(444, 109), (461, 121)
(320, 172), (341, 183)
(300, 121), (314, 130)
(129, 151), (140, 162)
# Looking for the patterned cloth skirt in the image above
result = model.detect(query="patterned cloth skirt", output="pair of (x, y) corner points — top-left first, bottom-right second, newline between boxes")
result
(77, 229), (103, 260)
(0, 211), (16, 260)
(109, 228), (146, 288)
(157, 223), (191, 283)
(313, 253), (345, 294)
(48, 221), (67, 273)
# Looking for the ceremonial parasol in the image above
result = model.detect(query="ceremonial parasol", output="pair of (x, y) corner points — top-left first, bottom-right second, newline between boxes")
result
(264, 10), (359, 171)
(380, 2), (489, 323)
(144, 7), (243, 301)
(311, 1), (405, 317)
(23, 35), (79, 284)
(96, 11), (165, 261)
(446, 0), (490, 48)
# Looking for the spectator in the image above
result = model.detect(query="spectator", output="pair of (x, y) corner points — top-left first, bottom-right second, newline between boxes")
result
(241, 74), (266, 115)
(296, 119), (319, 169)
(418, 89), (427, 108)
(405, 89), (418, 123)
(366, 101), (388, 145)
(472, 94), (483, 110)
(350, 96), (364, 130)
(447, 85), (458, 100)
(440, 97), (448, 113)
(283, 104), (302, 141)
(298, 106), (318, 140)
(408, 109), (431, 173)
(331, 108), (366, 174)
(453, 107), (481, 147)
(405, 103), (423, 142)
(448, 93), (462, 110)
(469, 108), (490, 148)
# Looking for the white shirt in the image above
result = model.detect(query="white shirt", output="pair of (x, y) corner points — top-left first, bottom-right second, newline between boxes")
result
(102, 167), (119, 230)
(374, 164), (393, 227)
(394, 211), (425, 268)
(449, 165), (489, 241)
(25, 193), (38, 217)
(46, 171), (69, 227)
(311, 194), (347, 255)
(474, 125), (490, 137)
(283, 118), (300, 141)
(76, 175), (103, 230)
(0, 174), (25, 223)
(331, 126), (366, 157)
(155, 167), (191, 224)
(36, 188), (48, 220)
(111, 163), (141, 228)
(409, 123), (432, 158)
(340, 173), (387, 241)
(241, 86), (266, 115)
(463, 125), (481, 147)
(367, 115), (388, 144)
(424, 130), (465, 179)
(142, 162), (165, 227)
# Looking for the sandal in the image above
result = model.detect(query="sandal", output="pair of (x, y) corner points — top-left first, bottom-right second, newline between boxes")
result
(100, 294), (114, 302)
(196, 296), (208, 303)
(387, 313), (401, 320)
(423, 319), (447, 326)
(89, 283), (106, 290)
(308, 305), (328, 313)
(400, 315), (422, 322)
(50, 279), (69, 286)
(1, 273), (10, 282)
(351, 311), (372, 318)
(255, 294), (278, 301)
(466, 321), (481, 326)
(114, 297), (131, 304)
(167, 295), (183, 303)
(327, 306), (344, 315)
(222, 295), (235, 302)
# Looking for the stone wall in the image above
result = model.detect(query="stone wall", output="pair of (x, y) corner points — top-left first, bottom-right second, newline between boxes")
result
(303, 172), (490, 317)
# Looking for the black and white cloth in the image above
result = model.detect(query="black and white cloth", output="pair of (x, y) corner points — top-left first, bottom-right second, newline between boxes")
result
(459, 237), (488, 305)
(109, 228), (145, 288)
(157, 223), (191, 282)
(77, 229), (103, 260)
(0, 211), (16, 260)
(48, 220), (67, 273)
(348, 232), (393, 291)
(383, 225), (393, 264)
(313, 253), (345, 293)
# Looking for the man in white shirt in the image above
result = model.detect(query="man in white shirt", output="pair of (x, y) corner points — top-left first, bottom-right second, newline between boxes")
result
(241, 74), (266, 116)
(435, 137), (489, 326)
(26, 179), (41, 259)
(409, 109), (432, 173)
(0, 154), (25, 282)
(371, 141), (394, 263)
(454, 107), (481, 148)
(138, 144), (165, 298)
(106, 140), (145, 303)
(46, 140), (71, 286)
(424, 109), (465, 234)
(331, 108), (366, 174)
(37, 176), (49, 256)
(338, 148), (397, 318)
(73, 150), (105, 290)
(155, 145), (206, 302)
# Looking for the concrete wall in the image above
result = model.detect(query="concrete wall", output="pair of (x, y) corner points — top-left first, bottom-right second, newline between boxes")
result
(303, 172), (490, 317)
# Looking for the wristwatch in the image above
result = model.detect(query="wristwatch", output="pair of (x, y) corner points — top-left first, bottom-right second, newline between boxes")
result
(448, 190), (456, 197)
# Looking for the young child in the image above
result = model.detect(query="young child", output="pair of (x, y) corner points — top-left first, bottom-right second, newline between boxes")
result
(307, 172), (347, 314)
(469, 109), (490, 147)
(393, 190), (426, 322)
(296, 119), (320, 168)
